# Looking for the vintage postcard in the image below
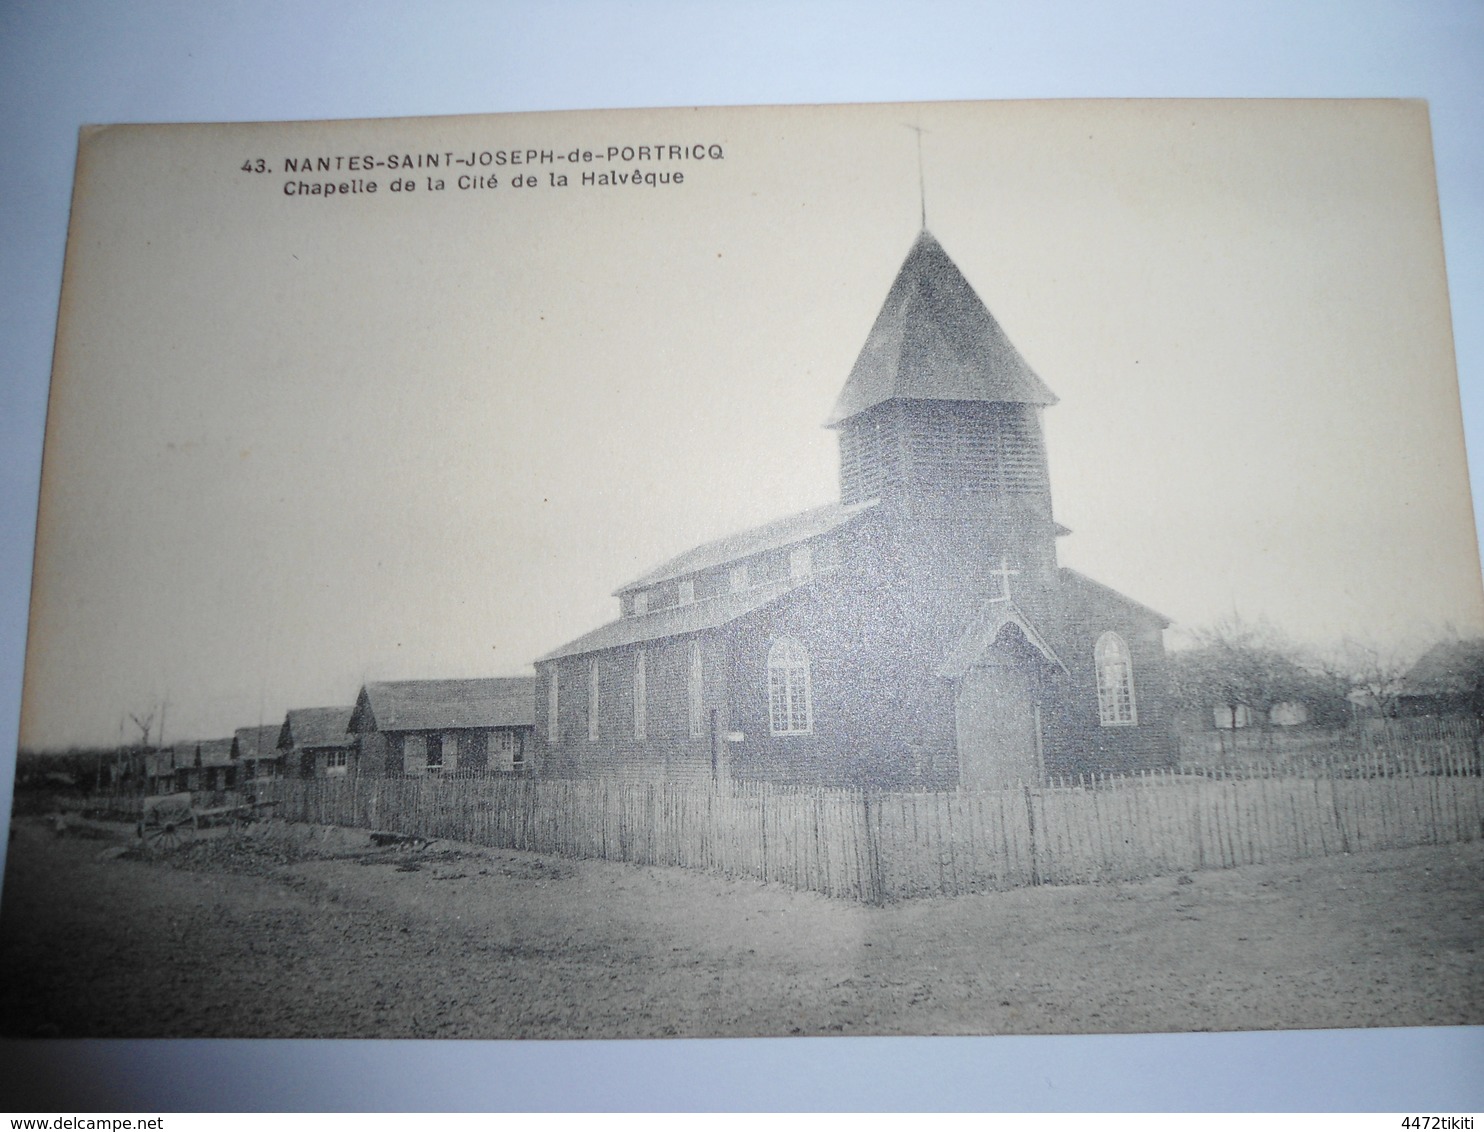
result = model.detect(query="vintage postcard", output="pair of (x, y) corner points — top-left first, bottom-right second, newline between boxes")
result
(3, 100), (1481, 1039)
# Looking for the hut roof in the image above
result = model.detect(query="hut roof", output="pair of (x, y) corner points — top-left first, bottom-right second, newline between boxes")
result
(233, 725), (282, 762)
(826, 230), (1056, 427)
(350, 678), (536, 733)
(1401, 639), (1484, 695)
(278, 706), (356, 751)
(196, 739), (236, 768)
(614, 499), (875, 595)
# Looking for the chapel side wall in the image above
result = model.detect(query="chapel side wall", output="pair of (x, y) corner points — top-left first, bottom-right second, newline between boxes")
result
(724, 603), (853, 785)
(536, 638), (725, 782)
(712, 527), (969, 790)
(720, 574), (947, 789)
(645, 636), (727, 781)
(1042, 586), (1177, 776)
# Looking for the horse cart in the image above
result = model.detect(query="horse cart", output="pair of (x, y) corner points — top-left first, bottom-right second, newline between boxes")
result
(136, 792), (279, 851)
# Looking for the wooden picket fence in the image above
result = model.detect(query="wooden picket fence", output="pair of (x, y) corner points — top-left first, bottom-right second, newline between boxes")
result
(261, 759), (1484, 903)
(1179, 715), (1481, 775)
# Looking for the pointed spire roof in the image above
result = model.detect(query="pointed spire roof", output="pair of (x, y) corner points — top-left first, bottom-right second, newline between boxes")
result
(826, 231), (1056, 427)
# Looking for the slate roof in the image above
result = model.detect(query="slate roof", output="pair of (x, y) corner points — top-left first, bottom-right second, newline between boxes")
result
(541, 576), (810, 662)
(827, 230), (1056, 427)
(278, 706), (356, 751)
(351, 678), (536, 733)
(615, 499), (876, 595)
(234, 725), (282, 762)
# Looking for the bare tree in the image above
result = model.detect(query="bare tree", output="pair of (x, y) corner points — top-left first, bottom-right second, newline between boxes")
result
(1170, 614), (1315, 756)
(128, 710), (155, 748)
(1325, 638), (1415, 722)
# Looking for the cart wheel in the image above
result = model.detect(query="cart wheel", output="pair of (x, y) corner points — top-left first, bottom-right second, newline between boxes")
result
(143, 818), (194, 853)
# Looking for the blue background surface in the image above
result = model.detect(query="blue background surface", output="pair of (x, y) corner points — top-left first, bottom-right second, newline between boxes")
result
(1, 0), (1481, 1112)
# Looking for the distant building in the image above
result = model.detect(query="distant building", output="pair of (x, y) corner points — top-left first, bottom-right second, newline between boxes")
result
(1396, 639), (1484, 719)
(234, 725), (284, 784)
(1268, 701), (1310, 728)
(277, 706), (357, 778)
(536, 231), (1177, 787)
(348, 678), (537, 777)
(1211, 705), (1255, 730)
(143, 748), (179, 794)
(1210, 702), (1310, 729)
(173, 738), (235, 793)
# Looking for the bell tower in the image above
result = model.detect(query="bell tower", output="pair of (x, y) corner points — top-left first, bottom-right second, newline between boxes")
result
(828, 232), (1062, 607)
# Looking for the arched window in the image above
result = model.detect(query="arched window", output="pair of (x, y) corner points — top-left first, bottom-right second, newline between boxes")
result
(1095, 631), (1137, 726)
(768, 637), (813, 735)
(688, 640), (705, 738)
(588, 659), (600, 741)
(632, 649), (647, 742)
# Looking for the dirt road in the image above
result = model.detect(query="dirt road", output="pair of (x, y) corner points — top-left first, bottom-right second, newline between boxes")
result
(0, 817), (1479, 1038)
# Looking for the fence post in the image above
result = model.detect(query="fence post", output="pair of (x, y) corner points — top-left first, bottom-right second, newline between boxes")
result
(759, 784), (768, 885)
(1329, 772), (1350, 854)
(862, 790), (883, 904)
(1023, 783), (1040, 886)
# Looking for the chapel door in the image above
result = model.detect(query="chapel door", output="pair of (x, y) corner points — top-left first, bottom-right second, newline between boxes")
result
(955, 659), (1040, 788)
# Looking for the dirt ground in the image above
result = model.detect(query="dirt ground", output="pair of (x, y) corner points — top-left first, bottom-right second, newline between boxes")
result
(0, 814), (1479, 1039)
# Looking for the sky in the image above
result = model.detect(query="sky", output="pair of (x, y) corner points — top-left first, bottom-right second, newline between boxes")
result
(18, 99), (1484, 751)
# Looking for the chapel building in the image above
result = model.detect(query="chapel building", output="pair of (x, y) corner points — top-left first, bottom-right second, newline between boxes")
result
(535, 231), (1176, 788)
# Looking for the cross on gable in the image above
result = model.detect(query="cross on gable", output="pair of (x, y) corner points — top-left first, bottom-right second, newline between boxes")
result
(988, 556), (1020, 602)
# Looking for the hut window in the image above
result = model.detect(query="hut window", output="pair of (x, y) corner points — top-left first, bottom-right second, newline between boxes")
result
(632, 590), (649, 616)
(633, 649), (648, 742)
(494, 730), (515, 769)
(588, 659), (601, 741)
(789, 545), (813, 581)
(1214, 704), (1252, 730)
(678, 578), (695, 606)
(327, 749), (347, 775)
(425, 733), (445, 772)
(768, 637), (813, 735)
(729, 564), (749, 593)
(688, 640), (705, 738)
(547, 669), (559, 742)
(1270, 701), (1308, 727)
(1095, 632), (1137, 726)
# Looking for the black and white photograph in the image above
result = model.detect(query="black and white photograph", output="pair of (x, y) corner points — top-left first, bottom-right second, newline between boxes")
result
(2, 98), (1480, 1056)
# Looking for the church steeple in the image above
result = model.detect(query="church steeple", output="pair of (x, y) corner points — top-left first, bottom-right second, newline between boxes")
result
(827, 231), (1056, 429)
(830, 232), (1057, 520)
